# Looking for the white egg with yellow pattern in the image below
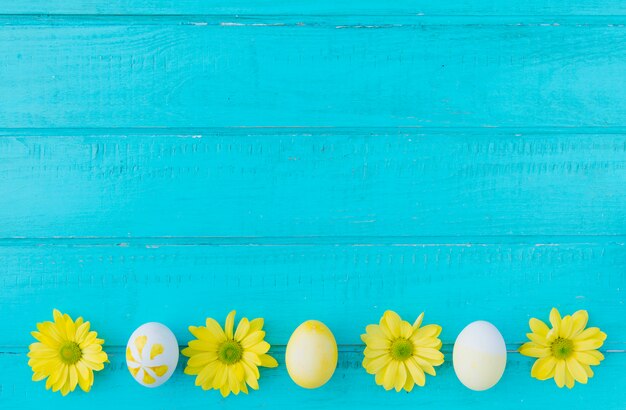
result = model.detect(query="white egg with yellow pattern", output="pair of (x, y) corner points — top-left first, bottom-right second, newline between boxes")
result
(126, 322), (179, 387)
(285, 320), (338, 389)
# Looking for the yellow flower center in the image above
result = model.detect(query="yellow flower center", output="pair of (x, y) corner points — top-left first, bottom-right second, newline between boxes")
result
(218, 340), (243, 364)
(59, 342), (82, 364)
(551, 337), (574, 360)
(390, 338), (414, 361)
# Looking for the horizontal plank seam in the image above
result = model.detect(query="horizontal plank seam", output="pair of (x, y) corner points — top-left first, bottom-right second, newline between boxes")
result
(0, 236), (626, 247)
(0, 16), (626, 30)
(2, 13), (626, 19)
(4, 126), (626, 137)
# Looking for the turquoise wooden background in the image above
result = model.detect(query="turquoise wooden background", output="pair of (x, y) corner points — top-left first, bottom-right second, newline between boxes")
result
(1, 1), (625, 408)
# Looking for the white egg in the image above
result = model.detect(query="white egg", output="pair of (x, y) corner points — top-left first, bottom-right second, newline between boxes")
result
(453, 321), (507, 391)
(285, 320), (338, 389)
(126, 322), (179, 388)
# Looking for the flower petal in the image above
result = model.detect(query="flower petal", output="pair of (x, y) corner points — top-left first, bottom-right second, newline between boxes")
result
(241, 331), (266, 349)
(28, 343), (58, 358)
(248, 318), (264, 333)
(212, 363), (228, 390)
(225, 311), (236, 340)
(412, 313), (424, 331)
(188, 352), (218, 367)
(531, 356), (557, 380)
(79, 331), (98, 349)
(68, 365), (78, 391)
(74, 322), (91, 344)
(574, 350), (604, 365)
(242, 361), (260, 389)
(573, 337), (605, 351)
(242, 351), (261, 366)
(526, 332), (548, 346)
(383, 311), (402, 339)
(51, 364), (68, 391)
(394, 361), (407, 392)
(411, 324), (441, 342)
(564, 367), (575, 389)
(77, 366), (93, 393)
(240, 380), (249, 394)
(219, 383), (230, 397)
(82, 344), (102, 355)
(36, 322), (63, 345)
(204, 318), (227, 342)
(569, 310), (589, 338)
(365, 324), (388, 340)
(53, 310), (64, 326)
(234, 318), (250, 342)
(228, 367), (240, 395)
(574, 327), (606, 342)
(80, 357), (105, 371)
(529, 318), (550, 337)
(383, 360), (399, 390)
(400, 321), (413, 339)
(196, 360), (218, 389)
(549, 308), (562, 332)
(414, 347), (444, 364)
(363, 334), (391, 350)
(566, 357), (588, 384)
(188, 339), (219, 352)
(559, 316), (574, 339)
(248, 341), (270, 355)
(259, 354), (278, 368)
(554, 360), (566, 388)
(189, 326), (220, 344)
(406, 357), (426, 386)
(518, 343), (550, 358)
(363, 354), (391, 374)
(374, 364), (386, 386)
(412, 355), (437, 376)
(363, 347), (388, 359)
(403, 373), (415, 392)
(65, 318), (76, 343)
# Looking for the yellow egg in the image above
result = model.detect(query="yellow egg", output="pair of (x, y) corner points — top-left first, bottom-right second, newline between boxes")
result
(453, 321), (507, 391)
(285, 320), (338, 389)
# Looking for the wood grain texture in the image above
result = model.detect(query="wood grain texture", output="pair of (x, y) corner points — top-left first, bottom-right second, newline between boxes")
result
(1, 240), (624, 407)
(1, 242), (624, 347)
(1, 0), (626, 16)
(1, 2), (625, 409)
(1, 22), (625, 127)
(1, 131), (625, 238)
(1, 349), (625, 410)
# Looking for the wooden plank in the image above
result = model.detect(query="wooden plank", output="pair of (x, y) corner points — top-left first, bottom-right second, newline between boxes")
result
(0, 348), (624, 410)
(0, 131), (625, 237)
(1, 0), (626, 16)
(0, 23), (625, 128)
(1, 242), (624, 346)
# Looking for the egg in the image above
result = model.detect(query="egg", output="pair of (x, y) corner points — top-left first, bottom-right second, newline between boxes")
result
(285, 320), (338, 389)
(453, 321), (507, 391)
(126, 322), (179, 387)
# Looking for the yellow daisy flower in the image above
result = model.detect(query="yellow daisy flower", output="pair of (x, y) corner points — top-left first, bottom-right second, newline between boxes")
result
(361, 310), (444, 392)
(182, 310), (278, 397)
(519, 308), (607, 389)
(27, 309), (108, 396)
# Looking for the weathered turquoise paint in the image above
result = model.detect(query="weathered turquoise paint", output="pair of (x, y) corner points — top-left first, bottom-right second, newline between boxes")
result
(0, 2), (624, 409)
(1, 131), (625, 237)
(1, 0), (626, 16)
(1, 21), (626, 128)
